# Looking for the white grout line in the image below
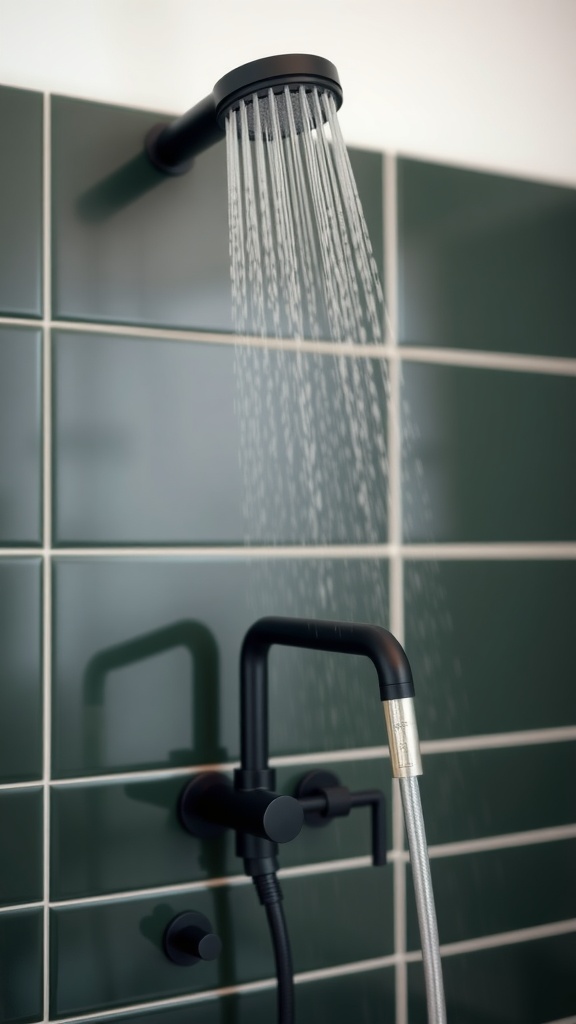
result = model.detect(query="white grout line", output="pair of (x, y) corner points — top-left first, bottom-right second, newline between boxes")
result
(0, 901), (44, 915)
(272, 745), (392, 767)
(384, 151), (409, 1024)
(421, 725), (576, 754)
(294, 953), (399, 985)
(41, 90), (52, 1024)
(4, 541), (576, 561)
(2, 313), (576, 377)
(404, 917), (576, 962)
(0, 780), (44, 791)
(398, 345), (576, 377)
(428, 823), (576, 859)
(20, 819), (575, 913)
(541, 1018), (576, 1024)
(1, 724), (571, 792)
(50, 873), (250, 909)
(434, 917), (576, 960)
(3, 541), (576, 561)
(402, 542), (576, 560)
(50, 980), (280, 1024)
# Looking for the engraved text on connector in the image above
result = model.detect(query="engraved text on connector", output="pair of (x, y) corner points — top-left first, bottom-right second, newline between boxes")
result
(383, 697), (423, 778)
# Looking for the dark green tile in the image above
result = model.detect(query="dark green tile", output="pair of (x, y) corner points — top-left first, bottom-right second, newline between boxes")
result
(51, 95), (231, 331)
(52, 332), (242, 545)
(402, 363), (576, 542)
(0, 328), (42, 545)
(420, 742), (576, 846)
(398, 157), (576, 357)
(0, 86), (43, 318)
(50, 758), (391, 899)
(51, 867), (393, 1017)
(53, 331), (388, 545)
(0, 788), (43, 906)
(0, 559), (43, 782)
(407, 840), (576, 949)
(84, 965), (395, 1023)
(405, 561), (576, 740)
(51, 95), (383, 335)
(0, 909), (43, 1023)
(408, 931), (576, 1023)
(52, 556), (390, 777)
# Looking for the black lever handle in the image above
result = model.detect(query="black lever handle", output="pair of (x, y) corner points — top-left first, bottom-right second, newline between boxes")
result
(295, 770), (387, 866)
(180, 771), (304, 844)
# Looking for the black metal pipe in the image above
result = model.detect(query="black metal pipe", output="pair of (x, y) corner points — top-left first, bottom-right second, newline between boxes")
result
(239, 616), (415, 774)
(145, 95), (224, 175)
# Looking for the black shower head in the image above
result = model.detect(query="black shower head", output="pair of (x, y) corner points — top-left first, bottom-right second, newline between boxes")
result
(213, 53), (342, 132)
(145, 53), (343, 175)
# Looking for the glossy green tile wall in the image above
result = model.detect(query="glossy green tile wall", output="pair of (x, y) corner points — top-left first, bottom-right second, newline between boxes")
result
(404, 560), (576, 738)
(0, 79), (574, 1024)
(0, 909), (43, 1024)
(52, 332), (388, 545)
(51, 868), (394, 1017)
(0, 788), (43, 906)
(51, 95), (382, 334)
(51, 759), (391, 901)
(407, 840), (576, 949)
(408, 933), (576, 1024)
(402, 363), (576, 542)
(84, 968), (396, 1024)
(420, 742), (576, 846)
(398, 156), (576, 356)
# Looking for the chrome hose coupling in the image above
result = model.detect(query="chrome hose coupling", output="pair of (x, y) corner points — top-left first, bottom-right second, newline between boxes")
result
(383, 697), (423, 778)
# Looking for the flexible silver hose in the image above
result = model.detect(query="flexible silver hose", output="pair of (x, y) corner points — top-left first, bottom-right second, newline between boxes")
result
(400, 775), (447, 1024)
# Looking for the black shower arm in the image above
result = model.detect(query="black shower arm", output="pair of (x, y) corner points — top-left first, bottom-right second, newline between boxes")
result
(238, 616), (415, 778)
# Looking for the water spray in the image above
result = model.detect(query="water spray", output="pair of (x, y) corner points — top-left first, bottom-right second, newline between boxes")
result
(144, 55), (446, 1024)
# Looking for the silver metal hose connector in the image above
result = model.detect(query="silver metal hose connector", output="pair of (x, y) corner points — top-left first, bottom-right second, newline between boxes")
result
(382, 697), (423, 778)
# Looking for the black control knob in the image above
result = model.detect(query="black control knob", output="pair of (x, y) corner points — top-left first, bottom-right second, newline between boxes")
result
(163, 911), (222, 966)
(179, 771), (304, 844)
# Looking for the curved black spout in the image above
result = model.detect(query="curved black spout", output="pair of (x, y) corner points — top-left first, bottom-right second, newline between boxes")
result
(239, 616), (414, 774)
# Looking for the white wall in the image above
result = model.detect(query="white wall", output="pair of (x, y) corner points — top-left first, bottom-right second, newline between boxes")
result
(1, 0), (575, 185)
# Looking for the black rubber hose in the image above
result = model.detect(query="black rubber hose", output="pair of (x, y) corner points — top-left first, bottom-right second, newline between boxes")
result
(253, 874), (295, 1024)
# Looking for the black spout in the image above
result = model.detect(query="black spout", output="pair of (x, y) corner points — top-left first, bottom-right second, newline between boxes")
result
(239, 617), (414, 775)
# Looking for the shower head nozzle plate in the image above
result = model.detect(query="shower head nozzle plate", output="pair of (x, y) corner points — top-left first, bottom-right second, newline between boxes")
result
(213, 53), (343, 128)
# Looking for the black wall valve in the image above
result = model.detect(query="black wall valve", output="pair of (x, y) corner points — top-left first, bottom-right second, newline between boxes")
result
(163, 911), (222, 966)
(179, 771), (304, 845)
(295, 770), (387, 866)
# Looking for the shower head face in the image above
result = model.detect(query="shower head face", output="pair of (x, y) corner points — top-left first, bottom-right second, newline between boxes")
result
(213, 53), (343, 137)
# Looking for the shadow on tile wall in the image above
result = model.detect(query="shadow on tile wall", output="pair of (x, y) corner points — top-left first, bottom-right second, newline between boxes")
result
(0, 79), (575, 1024)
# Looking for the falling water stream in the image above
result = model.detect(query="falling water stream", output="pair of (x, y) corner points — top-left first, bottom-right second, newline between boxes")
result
(225, 86), (446, 1023)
